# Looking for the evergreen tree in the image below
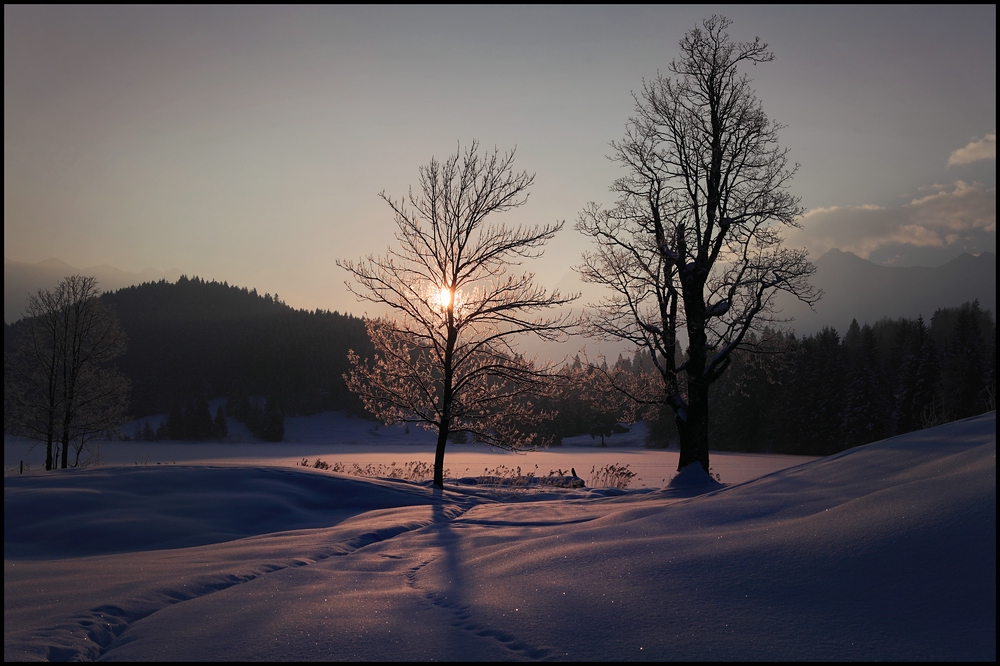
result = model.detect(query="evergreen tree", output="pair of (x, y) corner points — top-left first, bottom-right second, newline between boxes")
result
(708, 331), (786, 452)
(768, 333), (803, 454)
(806, 327), (847, 454)
(166, 402), (185, 439)
(896, 317), (941, 434)
(985, 320), (997, 411)
(213, 405), (228, 439)
(259, 398), (285, 442)
(913, 335), (944, 427)
(843, 318), (862, 352)
(942, 301), (987, 419)
(842, 324), (891, 447)
(188, 396), (215, 440)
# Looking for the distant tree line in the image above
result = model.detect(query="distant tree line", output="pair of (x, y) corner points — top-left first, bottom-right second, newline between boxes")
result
(524, 301), (995, 456)
(131, 394), (285, 443)
(133, 396), (228, 442)
(7, 276), (373, 443)
(98, 276), (371, 423)
(748, 300), (996, 455)
(224, 395), (285, 442)
(6, 274), (993, 453)
(698, 301), (994, 455)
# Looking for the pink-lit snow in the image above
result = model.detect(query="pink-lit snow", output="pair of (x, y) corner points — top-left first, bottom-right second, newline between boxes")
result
(4, 412), (995, 661)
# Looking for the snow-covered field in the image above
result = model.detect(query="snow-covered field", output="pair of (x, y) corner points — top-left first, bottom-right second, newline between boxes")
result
(4, 412), (995, 661)
(3, 411), (816, 488)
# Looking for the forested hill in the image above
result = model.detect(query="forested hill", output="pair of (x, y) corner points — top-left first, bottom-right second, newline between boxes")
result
(97, 276), (372, 418)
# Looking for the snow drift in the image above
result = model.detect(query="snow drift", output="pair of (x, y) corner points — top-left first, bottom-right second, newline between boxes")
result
(4, 413), (995, 661)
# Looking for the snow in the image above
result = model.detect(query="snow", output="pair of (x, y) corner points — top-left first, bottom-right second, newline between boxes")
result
(4, 414), (815, 488)
(4, 412), (996, 661)
(662, 459), (724, 496)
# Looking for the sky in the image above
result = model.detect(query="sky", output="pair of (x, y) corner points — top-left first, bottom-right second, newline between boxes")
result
(4, 5), (996, 319)
(4, 411), (995, 660)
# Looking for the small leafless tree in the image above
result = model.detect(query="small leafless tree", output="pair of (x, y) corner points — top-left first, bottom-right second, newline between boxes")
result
(4, 275), (130, 469)
(576, 16), (819, 474)
(338, 142), (576, 488)
(4, 287), (64, 470)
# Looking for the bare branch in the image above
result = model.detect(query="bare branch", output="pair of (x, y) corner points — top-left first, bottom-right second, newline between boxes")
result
(574, 15), (819, 474)
(4, 275), (130, 470)
(339, 142), (578, 487)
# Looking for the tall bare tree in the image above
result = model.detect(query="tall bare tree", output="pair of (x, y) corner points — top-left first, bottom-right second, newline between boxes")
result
(338, 142), (576, 488)
(4, 275), (130, 469)
(576, 16), (819, 474)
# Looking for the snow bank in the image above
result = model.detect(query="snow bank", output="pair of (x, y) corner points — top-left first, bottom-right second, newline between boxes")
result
(4, 413), (995, 661)
(657, 459), (725, 497)
(4, 466), (441, 559)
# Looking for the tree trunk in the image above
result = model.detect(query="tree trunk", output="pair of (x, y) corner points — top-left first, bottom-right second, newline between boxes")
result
(678, 288), (711, 474)
(433, 319), (459, 489)
(433, 426), (448, 489)
(677, 375), (710, 473)
(45, 358), (59, 471)
(60, 415), (71, 469)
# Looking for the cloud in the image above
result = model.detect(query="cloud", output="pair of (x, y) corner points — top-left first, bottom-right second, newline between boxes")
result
(789, 181), (996, 266)
(947, 133), (996, 166)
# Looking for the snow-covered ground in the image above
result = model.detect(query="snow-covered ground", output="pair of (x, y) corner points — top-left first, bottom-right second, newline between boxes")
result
(4, 412), (995, 661)
(3, 411), (815, 488)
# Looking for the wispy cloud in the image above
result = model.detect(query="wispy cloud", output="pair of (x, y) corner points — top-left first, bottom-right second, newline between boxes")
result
(947, 133), (996, 166)
(789, 181), (996, 266)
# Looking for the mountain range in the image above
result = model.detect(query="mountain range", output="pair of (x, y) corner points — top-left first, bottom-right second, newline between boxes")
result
(774, 249), (996, 334)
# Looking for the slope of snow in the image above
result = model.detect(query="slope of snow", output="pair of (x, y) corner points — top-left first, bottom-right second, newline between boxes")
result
(4, 413), (995, 661)
(4, 467), (440, 559)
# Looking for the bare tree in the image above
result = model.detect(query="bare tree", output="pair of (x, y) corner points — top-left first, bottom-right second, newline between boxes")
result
(4, 275), (130, 469)
(576, 16), (819, 474)
(338, 142), (576, 488)
(4, 288), (64, 470)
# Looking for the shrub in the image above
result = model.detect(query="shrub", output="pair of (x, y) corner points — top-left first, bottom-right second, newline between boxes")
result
(589, 463), (637, 489)
(298, 458), (438, 481)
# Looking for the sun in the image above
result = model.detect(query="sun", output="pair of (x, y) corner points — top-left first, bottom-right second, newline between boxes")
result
(438, 286), (453, 310)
